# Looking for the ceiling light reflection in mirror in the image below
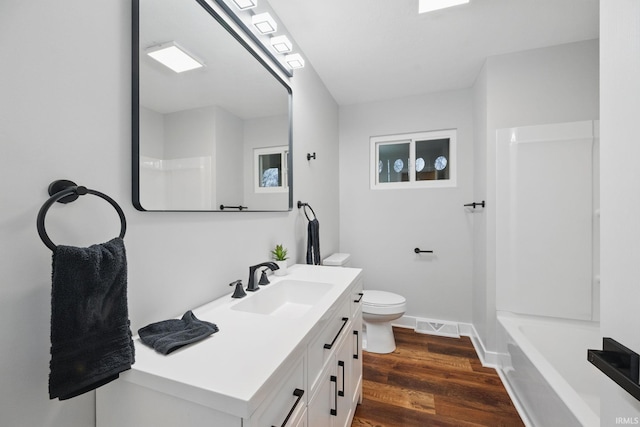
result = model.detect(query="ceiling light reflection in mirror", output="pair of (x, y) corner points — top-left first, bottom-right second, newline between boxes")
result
(146, 42), (204, 73)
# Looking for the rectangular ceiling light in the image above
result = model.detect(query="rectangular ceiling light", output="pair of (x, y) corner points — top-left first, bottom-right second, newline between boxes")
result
(231, 0), (257, 10)
(146, 42), (204, 73)
(285, 53), (305, 69)
(252, 12), (277, 34)
(270, 35), (292, 53)
(419, 0), (469, 13)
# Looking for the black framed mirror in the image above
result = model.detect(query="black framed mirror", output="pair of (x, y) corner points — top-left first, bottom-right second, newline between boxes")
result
(133, 0), (293, 211)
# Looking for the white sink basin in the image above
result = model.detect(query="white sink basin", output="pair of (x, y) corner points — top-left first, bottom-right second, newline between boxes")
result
(231, 280), (333, 318)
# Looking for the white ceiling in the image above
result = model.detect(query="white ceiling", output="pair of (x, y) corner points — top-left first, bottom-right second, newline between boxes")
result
(140, 0), (289, 118)
(268, 0), (599, 106)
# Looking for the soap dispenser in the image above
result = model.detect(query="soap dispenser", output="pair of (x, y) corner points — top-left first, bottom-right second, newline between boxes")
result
(229, 280), (246, 298)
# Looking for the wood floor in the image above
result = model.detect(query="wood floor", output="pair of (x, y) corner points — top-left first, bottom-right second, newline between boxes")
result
(351, 327), (524, 427)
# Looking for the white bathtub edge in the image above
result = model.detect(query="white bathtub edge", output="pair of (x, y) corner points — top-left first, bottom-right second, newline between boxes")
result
(460, 322), (534, 426)
(495, 367), (535, 427)
(497, 312), (600, 427)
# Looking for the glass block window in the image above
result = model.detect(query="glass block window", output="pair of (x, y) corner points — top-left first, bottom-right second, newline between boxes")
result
(377, 141), (411, 183)
(371, 129), (456, 189)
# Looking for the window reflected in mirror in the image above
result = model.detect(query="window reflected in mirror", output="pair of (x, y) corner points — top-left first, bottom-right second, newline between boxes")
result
(255, 146), (288, 192)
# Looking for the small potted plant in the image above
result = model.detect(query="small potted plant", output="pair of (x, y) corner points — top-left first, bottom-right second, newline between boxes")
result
(271, 244), (288, 276)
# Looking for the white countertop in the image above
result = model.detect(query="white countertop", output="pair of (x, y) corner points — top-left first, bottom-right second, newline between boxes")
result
(123, 264), (363, 419)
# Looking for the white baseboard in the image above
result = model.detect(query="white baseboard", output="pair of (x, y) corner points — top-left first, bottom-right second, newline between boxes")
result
(391, 315), (416, 329)
(460, 322), (498, 368)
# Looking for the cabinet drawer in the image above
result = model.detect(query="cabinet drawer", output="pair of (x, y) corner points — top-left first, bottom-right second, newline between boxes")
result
(350, 279), (364, 317)
(307, 298), (351, 393)
(250, 355), (305, 427)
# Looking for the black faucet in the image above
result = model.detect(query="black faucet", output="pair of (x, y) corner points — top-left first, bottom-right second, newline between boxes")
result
(247, 262), (279, 292)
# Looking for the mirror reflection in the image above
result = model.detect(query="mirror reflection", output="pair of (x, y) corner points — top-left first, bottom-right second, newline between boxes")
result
(134, 0), (292, 211)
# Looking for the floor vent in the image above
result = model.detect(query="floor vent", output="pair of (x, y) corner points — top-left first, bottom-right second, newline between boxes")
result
(415, 319), (460, 338)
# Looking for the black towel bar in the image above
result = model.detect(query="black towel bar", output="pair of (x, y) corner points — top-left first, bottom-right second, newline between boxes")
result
(588, 338), (640, 401)
(37, 180), (126, 251)
(464, 200), (485, 209)
(414, 248), (434, 254)
(219, 204), (247, 211)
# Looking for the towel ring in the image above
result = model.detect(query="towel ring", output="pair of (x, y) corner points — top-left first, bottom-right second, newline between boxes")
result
(297, 201), (316, 221)
(37, 180), (127, 251)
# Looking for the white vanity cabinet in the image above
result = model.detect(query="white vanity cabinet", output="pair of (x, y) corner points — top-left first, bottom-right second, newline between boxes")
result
(246, 353), (306, 427)
(307, 277), (363, 427)
(96, 265), (362, 427)
(350, 280), (364, 410)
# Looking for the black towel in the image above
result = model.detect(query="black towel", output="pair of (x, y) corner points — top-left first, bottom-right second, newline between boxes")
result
(306, 218), (321, 265)
(49, 237), (134, 400)
(138, 311), (219, 355)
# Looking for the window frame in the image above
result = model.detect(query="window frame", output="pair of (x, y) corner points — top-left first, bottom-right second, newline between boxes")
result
(254, 146), (289, 193)
(370, 129), (457, 190)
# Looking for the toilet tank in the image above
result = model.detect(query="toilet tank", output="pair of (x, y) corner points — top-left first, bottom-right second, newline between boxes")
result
(323, 253), (351, 267)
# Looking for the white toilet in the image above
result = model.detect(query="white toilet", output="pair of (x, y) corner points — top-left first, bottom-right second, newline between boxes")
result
(361, 290), (406, 353)
(323, 253), (406, 354)
(323, 253), (352, 268)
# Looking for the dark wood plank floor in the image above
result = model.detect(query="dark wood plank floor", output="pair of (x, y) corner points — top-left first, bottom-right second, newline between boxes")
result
(352, 327), (524, 427)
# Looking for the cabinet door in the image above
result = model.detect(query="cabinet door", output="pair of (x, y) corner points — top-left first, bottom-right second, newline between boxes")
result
(248, 355), (305, 427)
(350, 314), (363, 406)
(293, 408), (307, 427)
(308, 298), (351, 391)
(96, 381), (242, 427)
(334, 332), (353, 427)
(350, 278), (364, 317)
(307, 365), (335, 427)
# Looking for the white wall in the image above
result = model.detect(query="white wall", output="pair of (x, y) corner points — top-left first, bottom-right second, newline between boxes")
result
(339, 90), (474, 322)
(472, 39), (599, 352)
(600, 0), (640, 422)
(164, 107), (217, 159)
(291, 64), (341, 260)
(214, 107), (243, 207)
(472, 64), (489, 346)
(243, 114), (290, 211)
(0, 1), (339, 426)
(165, 107), (218, 210)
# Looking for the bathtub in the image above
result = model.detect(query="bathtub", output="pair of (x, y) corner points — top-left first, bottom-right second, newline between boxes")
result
(496, 312), (601, 427)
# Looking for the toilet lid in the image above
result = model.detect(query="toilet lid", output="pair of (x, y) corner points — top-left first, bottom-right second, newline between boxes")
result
(362, 290), (406, 306)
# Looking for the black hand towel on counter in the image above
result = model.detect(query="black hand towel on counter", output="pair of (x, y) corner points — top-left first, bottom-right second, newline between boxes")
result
(138, 311), (219, 355)
(306, 218), (321, 265)
(49, 237), (134, 400)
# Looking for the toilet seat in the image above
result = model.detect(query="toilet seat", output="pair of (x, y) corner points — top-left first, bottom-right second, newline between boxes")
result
(362, 290), (406, 315)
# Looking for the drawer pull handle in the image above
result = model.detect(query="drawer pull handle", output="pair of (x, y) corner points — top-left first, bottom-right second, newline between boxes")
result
(271, 388), (304, 427)
(338, 360), (345, 397)
(330, 375), (338, 416)
(354, 292), (363, 303)
(353, 330), (359, 360)
(324, 317), (349, 350)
